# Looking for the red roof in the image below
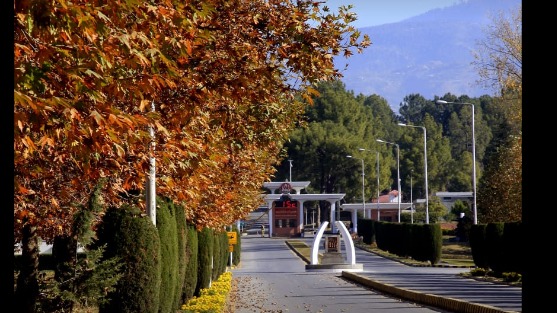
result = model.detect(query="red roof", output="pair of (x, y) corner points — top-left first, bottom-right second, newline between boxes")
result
(370, 190), (399, 203)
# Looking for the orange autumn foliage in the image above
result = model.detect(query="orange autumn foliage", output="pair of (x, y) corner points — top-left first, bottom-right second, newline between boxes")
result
(14, 0), (370, 241)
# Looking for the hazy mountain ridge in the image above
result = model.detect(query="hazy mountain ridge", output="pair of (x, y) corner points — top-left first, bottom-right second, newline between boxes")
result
(336, 0), (521, 113)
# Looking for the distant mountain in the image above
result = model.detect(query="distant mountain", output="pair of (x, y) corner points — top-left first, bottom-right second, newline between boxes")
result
(335, 0), (521, 113)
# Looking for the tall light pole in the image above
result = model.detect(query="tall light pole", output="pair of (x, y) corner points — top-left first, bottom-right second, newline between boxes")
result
(288, 159), (293, 182)
(347, 155), (366, 219)
(376, 139), (401, 223)
(376, 151), (380, 221)
(436, 100), (477, 224)
(410, 169), (414, 224)
(357, 148), (380, 220)
(397, 123), (429, 224)
(146, 100), (156, 226)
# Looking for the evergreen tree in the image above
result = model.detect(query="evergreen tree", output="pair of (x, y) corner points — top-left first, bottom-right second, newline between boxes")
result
(473, 4), (521, 222)
(284, 80), (377, 222)
(478, 135), (521, 223)
(422, 115), (453, 194)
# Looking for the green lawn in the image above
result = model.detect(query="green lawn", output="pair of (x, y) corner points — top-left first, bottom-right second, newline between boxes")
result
(285, 237), (475, 267)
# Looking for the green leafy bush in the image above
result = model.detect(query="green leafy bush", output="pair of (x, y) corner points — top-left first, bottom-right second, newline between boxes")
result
(37, 178), (122, 312)
(40, 245), (123, 312)
(470, 267), (489, 276)
(502, 272), (522, 283)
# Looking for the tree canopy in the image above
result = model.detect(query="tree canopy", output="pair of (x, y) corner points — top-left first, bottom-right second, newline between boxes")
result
(277, 78), (519, 224)
(14, 0), (370, 242)
(474, 3), (522, 222)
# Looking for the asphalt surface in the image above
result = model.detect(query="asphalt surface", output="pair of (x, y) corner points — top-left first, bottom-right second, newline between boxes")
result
(230, 234), (522, 313)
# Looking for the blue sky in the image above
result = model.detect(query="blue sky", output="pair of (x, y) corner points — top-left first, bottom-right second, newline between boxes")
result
(323, 0), (463, 28)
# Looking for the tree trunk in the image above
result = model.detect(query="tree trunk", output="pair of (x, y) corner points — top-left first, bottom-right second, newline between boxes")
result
(15, 223), (40, 313)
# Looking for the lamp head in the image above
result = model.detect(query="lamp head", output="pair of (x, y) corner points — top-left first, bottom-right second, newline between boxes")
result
(397, 123), (407, 126)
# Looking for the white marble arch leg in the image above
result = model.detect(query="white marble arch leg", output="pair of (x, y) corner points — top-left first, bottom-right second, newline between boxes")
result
(335, 221), (356, 265)
(310, 221), (329, 265)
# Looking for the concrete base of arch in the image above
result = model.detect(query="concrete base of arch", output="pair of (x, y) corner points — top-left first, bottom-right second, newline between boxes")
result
(305, 263), (364, 272)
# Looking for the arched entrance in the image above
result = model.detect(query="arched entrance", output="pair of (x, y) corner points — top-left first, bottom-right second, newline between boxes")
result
(262, 181), (345, 238)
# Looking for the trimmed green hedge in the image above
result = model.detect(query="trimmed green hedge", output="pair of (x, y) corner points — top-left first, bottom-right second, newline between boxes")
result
(195, 227), (213, 297)
(373, 222), (442, 265)
(212, 231), (223, 281)
(469, 224), (488, 268)
(357, 218), (375, 244)
(470, 221), (522, 274)
(485, 222), (505, 273)
(156, 197), (179, 313)
(174, 201), (188, 310)
(94, 205), (161, 313)
(181, 223), (198, 303)
(423, 224), (442, 265)
(232, 226), (241, 266)
(216, 230), (229, 277)
(502, 222), (522, 273)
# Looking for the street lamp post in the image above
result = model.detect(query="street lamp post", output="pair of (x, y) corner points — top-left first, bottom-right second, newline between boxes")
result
(410, 169), (414, 224)
(347, 155), (366, 219)
(375, 151), (380, 221)
(436, 100), (477, 224)
(397, 123), (429, 224)
(358, 148), (380, 220)
(376, 139), (401, 223)
(288, 159), (293, 182)
(146, 100), (156, 226)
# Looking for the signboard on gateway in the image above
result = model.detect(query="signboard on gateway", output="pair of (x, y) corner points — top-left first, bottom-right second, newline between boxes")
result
(274, 195), (298, 219)
(273, 191), (299, 237)
(279, 182), (292, 194)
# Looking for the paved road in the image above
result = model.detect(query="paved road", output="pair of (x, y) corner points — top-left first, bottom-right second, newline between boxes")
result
(230, 234), (522, 313)
(340, 240), (522, 313)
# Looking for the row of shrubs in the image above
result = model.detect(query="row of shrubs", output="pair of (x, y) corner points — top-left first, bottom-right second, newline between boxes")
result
(469, 222), (522, 274)
(14, 195), (242, 313)
(357, 219), (443, 264)
(356, 219), (522, 275)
